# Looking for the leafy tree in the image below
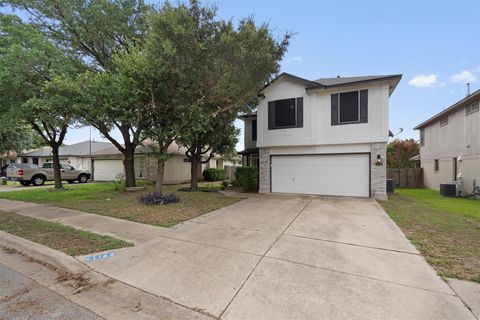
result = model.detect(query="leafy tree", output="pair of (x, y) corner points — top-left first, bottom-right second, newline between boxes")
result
(181, 112), (239, 190)
(387, 139), (419, 168)
(4, 0), (154, 187)
(0, 14), (81, 189)
(143, 0), (290, 192)
(0, 119), (42, 155)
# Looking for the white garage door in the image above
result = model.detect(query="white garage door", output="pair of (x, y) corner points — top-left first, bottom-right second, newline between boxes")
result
(271, 154), (370, 197)
(93, 160), (124, 181)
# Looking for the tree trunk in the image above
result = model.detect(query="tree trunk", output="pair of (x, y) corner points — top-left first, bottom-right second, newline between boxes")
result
(190, 156), (200, 191)
(51, 146), (63, 190)
(123, 147), (136, 188)
(154, 158), (165, 194)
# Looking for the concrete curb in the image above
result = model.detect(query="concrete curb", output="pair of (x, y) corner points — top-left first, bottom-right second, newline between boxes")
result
(0, 230), (89, 275)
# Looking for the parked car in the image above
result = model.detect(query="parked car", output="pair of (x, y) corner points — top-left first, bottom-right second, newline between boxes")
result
(6, 162), (91, 186)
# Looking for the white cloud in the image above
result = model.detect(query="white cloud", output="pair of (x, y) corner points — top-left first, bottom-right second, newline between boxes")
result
(450, 70), (477, 83)
(284, 56), (302, 63)
(408, 74), (441, 88)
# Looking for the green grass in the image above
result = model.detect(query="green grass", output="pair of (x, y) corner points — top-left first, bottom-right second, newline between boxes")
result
(379, 189), (480, 283)
(0, 210), (132, 256)
(0, 182), (243, 227)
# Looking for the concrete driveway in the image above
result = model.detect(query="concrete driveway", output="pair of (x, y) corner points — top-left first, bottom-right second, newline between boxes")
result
(81, 195), (474, 320)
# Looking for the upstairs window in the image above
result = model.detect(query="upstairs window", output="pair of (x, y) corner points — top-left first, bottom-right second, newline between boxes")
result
(268, 98), (303, 129)
(252, 119), (257, 141)
(331, 90), (368, 125)
(466, 101), (479, 116)
(439, 116), (448, 127)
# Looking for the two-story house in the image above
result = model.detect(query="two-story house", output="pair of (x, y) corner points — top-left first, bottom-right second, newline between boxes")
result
(239, 73), (402, 200)
(414, 89), (480, 195)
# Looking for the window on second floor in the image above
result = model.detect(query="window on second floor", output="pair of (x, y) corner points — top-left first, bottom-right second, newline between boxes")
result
(465, 101), (479, 116)
(252, 119), (257, 141)
(331, 90), (368, 125)
(439, 116), (448, 127)
(268, 98), (303, 129)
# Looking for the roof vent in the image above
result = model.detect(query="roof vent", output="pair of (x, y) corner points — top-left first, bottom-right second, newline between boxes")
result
(337, 75), (340, 78)
(466, 82), (470, 96)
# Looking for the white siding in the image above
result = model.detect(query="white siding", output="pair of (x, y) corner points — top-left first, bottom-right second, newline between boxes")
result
(257, 78), (390, 148)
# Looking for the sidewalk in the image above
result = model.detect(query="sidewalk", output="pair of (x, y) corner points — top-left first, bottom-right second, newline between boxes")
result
(0, 199), (167, 244)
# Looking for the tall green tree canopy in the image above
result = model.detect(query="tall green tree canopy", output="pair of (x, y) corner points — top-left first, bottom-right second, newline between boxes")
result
(0, 13), (82, 188)
(3, 0), (154, 187)
(140, 0), (290, 192)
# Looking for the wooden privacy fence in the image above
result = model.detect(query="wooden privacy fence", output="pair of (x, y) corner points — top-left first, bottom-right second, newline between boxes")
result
(387, 168), (423, 188)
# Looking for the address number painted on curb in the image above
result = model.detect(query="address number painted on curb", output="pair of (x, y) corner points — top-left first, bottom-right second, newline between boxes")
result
(84, 252), (116, 262)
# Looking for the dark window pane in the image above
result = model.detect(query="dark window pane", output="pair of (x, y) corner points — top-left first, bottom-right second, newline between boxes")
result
(339, 91), (359, 122)
(252, 119), (257, 141)
(274, 98), (296, 127)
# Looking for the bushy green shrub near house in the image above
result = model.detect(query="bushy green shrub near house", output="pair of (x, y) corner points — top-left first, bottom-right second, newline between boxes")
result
(235, 167), (258, 192)
(203, 168), (225, 181)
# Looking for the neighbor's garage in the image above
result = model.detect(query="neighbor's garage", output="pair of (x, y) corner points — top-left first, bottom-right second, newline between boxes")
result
(271, 154), (370, 197)
(92, 159), (124, 181)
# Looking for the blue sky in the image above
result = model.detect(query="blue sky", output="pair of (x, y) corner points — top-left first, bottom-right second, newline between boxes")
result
(4, 1), (480, 149)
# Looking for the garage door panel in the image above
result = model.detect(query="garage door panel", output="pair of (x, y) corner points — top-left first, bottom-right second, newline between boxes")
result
(93, 160), (124, 181)
(271, 154), (369, 197)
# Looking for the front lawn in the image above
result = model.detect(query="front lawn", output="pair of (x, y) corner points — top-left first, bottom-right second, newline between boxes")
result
(380, 189), (480, 283)
(0, 183), (243, 227)
(0, 210), (132, 256)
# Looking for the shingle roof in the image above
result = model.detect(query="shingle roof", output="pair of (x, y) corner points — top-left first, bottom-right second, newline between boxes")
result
(262, 72), (402, 95)
(21, 141), (114, 157)
(414, 89), (480, 130)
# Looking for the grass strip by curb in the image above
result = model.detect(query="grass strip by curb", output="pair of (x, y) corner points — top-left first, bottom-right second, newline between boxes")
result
(0, 210), (133, 256)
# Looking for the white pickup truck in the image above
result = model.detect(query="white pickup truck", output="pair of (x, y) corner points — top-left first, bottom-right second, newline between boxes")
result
(6, 162), (91, 186)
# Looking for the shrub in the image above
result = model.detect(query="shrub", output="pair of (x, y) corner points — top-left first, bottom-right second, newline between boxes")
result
(221, 180), (230, 190)
(138, 192), (180, 205)
(235, 167), (259, 192)
(112, 177), (152, 191)
(203, 168), (225, 181)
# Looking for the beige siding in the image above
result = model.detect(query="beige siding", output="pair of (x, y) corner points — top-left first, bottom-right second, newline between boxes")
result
(420, 105), (480, 194)
(257, 78), (390, 148)
(146, 155), (191, 184)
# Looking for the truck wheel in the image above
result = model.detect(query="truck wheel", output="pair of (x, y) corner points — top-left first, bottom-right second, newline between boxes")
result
(67, 180), (75, 184)
(20, 181), (32, 186)
(78, 174), (88, 183)
(32, 175), (46, 186)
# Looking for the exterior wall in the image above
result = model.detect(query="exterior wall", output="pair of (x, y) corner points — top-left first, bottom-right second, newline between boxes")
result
(370, 143), (387, 200)
(146, 154), (191, 184)
(420, 104), (480, 194)
(258, 143), (388, 200)
(257, 78), (390, 148)
(258, 148), (270, 194)
(243, 116), (257, 150)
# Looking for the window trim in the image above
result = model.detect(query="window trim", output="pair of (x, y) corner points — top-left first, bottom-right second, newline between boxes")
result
(338, 90), (361, 124)
(272, 98), (298, 129)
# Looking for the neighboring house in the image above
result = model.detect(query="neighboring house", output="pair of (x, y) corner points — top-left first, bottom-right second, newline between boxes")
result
(91, 142), (240, 183)
(0, 152), (19, 166)
(18, 141), (114, 171)
(414, 89), (480, 194)
(239, 72), (402, 200)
